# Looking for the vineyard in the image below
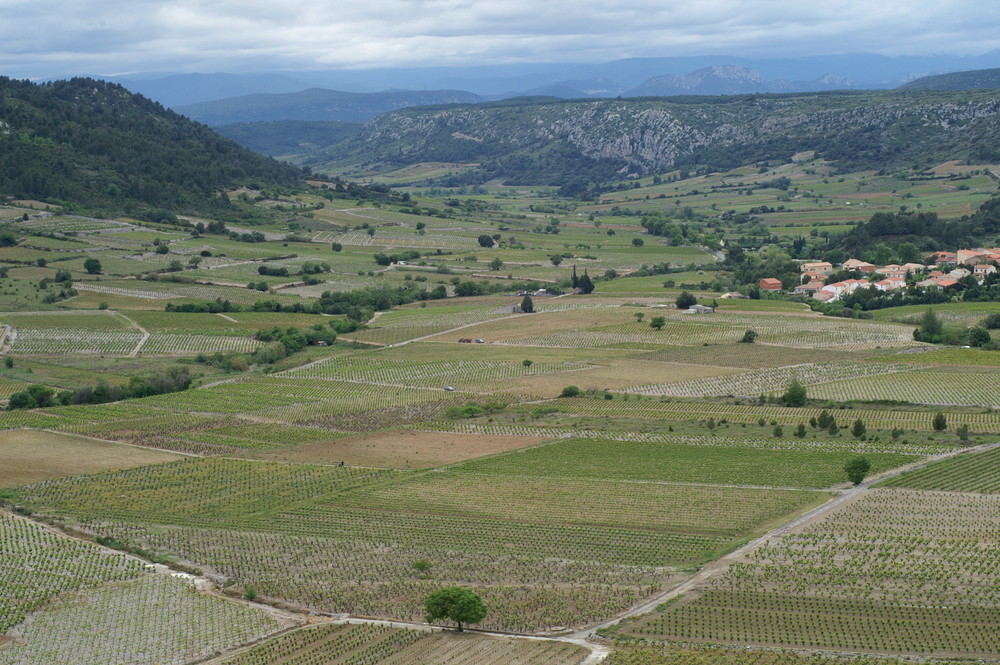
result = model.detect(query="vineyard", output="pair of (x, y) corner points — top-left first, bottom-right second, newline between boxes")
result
(0, 574), (282, 665)
(622, 488), (1000, 658)
(8, 448), (831, 633)
(879, 444), (1000, 493)
(809, 368), (1000, 407)
(450, 436), (916, 488)
(281, 354), (570, 389)
(0, 511), (147, 632)
(626, 362), (923, 398)
(214, 622), (590, 665)
(537, 396), (1000, 435)
(491, 315), (917, 351)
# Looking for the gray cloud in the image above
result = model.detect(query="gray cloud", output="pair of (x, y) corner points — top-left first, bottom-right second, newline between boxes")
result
(1, 0), (999, 78)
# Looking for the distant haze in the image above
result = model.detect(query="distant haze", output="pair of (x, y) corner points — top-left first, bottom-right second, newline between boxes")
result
(3, 1), (1000, 79)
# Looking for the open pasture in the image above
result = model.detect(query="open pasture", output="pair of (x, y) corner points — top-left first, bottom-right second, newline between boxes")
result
(622, 488), (1000, 658)
(0, 429), (184, 487)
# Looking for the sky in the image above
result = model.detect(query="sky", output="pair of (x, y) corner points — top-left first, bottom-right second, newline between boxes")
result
(2, 0), (1000, 79)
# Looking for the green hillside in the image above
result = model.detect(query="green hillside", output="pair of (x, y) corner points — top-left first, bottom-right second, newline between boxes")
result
(0, 77), (305, 215)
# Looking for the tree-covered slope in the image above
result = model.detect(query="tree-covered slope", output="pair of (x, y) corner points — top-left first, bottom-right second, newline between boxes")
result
(319, 89), (1000, 185)
(0, 77), (305, 214)
(214, 120), (363, 158)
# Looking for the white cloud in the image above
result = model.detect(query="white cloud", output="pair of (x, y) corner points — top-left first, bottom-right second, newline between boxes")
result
(1, 0), (999, 77)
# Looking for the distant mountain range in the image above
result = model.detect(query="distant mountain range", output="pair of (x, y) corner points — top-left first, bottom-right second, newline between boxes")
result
(175, 88), (484, 126)
(625, 65), (853, 97)
(99, 51), (1000, 109)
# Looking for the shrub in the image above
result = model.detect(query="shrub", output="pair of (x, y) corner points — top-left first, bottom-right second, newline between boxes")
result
(781, 378), (807, 407)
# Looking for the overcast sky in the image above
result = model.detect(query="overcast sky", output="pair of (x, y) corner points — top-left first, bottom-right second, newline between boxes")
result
(2, 0), (1000, 78)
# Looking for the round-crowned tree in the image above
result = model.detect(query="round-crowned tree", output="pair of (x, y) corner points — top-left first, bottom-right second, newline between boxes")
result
(844, 456), (871, 485)
(675, 291), (697, 309)
(424, 587), (487, 632)
(83, 258), (102, 274)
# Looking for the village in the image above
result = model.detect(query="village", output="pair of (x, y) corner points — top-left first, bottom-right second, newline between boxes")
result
(757, 247), (1000, 302)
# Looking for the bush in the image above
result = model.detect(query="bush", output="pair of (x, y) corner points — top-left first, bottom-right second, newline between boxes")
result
(560, 385), (581, 398)
(781, 378), (807, 407)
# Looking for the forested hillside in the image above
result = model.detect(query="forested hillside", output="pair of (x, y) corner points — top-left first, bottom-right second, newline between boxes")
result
(320, 89), (1000, 185)
(0, 77), (305, 214)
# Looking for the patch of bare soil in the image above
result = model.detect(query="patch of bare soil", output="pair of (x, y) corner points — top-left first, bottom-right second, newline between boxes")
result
(0, 430), (183, 487)
(249, 429), (546, 468)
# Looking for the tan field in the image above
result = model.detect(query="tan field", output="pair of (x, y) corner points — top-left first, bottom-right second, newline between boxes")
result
(0, 430), (184, 487)
(249, 429), (547, 468)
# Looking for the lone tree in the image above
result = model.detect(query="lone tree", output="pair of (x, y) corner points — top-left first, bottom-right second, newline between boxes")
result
(851, 418), (867, 439)
(844, 456), (871, 485)
(781, 378), (807, 407)
(932, 412), (948, 431)
(577, 271), (595, 294)
(520, 295), (534, 313)
(914, 308), (943, 343)
(649, 316), (666, 330)
(83, 258), (102, 275)
(424, 587), (487, 632)
(675, 291), (697, 309)
(477, 234), (495, 248)
(739, 329), (757, 344)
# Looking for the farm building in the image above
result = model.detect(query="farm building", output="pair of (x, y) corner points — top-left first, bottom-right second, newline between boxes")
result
(759, 278), (782, 292)
(800, 261), (833, 274)
(842, 259), (876, 273)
